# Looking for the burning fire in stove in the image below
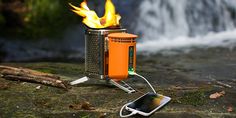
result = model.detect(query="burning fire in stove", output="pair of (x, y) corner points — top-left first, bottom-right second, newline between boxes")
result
(69, 0), (121, 28)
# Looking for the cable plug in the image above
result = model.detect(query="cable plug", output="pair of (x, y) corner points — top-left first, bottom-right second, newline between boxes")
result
(128, 68), (136, 75)
(128, 70), (136, 75)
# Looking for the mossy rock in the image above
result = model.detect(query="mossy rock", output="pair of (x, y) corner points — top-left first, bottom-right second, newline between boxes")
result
(178, 90), (207, 106)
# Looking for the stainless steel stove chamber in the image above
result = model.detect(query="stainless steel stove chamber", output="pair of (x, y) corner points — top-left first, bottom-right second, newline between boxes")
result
(85, 28), (127, 79)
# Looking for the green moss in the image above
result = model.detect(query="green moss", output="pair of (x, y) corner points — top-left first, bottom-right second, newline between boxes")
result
(81, 115), (91, 118)
(178, 90), (206, 106)
(20, 62), (84, 77)
(35, 68), (54, 74)
(11, 113), (39, 118)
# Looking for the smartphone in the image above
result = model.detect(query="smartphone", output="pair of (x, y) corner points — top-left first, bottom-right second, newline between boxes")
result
(125, 92), (171, 116)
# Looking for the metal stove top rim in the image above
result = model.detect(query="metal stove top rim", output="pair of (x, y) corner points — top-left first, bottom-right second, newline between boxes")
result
(86, 28), (127, 34)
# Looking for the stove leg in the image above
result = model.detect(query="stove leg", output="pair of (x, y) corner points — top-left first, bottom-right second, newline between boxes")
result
(109, 79), (135, 93)
(70, 76), (89, 85)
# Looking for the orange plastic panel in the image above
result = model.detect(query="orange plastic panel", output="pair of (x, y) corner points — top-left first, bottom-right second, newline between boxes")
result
(108, 33), (137, 81)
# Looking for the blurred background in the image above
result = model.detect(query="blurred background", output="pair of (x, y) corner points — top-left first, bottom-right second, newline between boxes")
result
(0, 0), (236, 62)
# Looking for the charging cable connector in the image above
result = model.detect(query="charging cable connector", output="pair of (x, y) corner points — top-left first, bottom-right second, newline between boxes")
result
(119, 102), (138, 117)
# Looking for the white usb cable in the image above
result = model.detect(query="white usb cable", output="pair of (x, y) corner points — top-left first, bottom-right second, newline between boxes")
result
(119, 102), (138, 117)
(119, 72), (157, 117)
(128, 71), (156, 94)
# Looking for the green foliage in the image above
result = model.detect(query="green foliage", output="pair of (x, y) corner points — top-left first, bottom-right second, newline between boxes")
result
(0, 14), (5, 26)
(0, 1), (5, 27)
(23, 0), (81, 39)
(0, 0), (83, 39)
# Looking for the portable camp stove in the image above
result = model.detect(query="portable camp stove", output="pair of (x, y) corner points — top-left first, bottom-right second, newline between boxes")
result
(71, 28), (137, 93)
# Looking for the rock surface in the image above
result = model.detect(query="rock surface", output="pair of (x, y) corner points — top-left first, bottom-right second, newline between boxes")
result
(0, 47), (236, 117)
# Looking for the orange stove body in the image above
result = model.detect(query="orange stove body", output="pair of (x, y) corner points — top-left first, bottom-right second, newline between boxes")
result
(106, 33), (138, 81)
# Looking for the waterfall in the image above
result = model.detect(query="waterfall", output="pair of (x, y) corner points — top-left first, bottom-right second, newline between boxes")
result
(130, 0), (236, 53)
(2, 0), (236, 61)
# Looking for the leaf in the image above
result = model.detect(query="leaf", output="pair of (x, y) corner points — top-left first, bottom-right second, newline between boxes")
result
(227, 106), (233, 112)
(209, 91), (225, 99)
(69, 101), (95, 111)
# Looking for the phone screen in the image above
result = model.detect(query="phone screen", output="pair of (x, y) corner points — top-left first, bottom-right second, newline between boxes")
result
(127, 92), (165, 113)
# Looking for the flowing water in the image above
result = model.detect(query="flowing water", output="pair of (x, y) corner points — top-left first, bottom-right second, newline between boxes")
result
(1, 0), (236, 61)
(127, 0), (236, 53)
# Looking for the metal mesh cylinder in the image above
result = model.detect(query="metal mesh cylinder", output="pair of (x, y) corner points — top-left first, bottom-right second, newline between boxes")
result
(85, 28), (126, 79)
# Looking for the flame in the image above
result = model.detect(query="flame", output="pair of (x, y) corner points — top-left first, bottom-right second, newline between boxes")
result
(69, 0), (121, 28)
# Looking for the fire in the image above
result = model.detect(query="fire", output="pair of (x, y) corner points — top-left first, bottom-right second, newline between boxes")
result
(69, 0), (121, 28)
